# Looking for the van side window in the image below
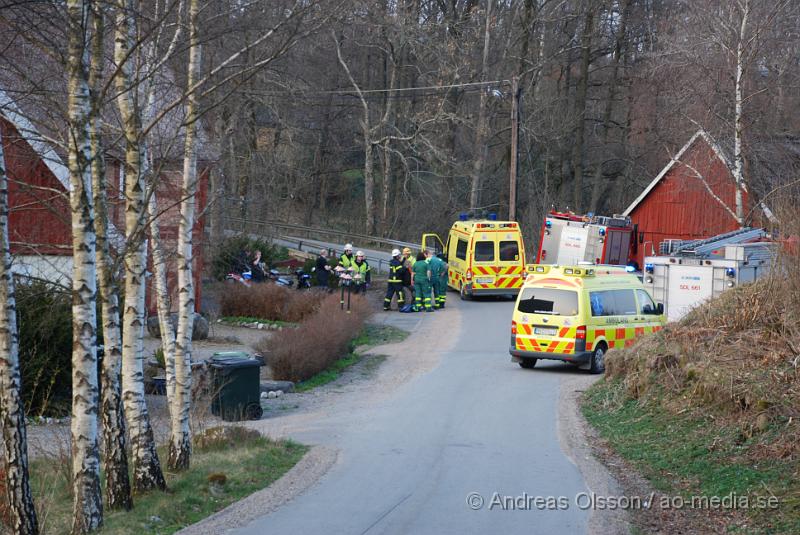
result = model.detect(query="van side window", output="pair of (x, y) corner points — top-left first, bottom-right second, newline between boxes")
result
(474, 241), (494, 262)
(590, 290), (636, 316)
(612, 290), (638, 315)
(636, 289), (656, 314)
(589, 291), (611, 316)
(499, 241), (519, 261)
(455, 239), (468, 261)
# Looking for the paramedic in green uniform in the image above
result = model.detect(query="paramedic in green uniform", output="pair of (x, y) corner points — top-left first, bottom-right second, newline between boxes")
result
(412, 252), (433, 312)
(429, 252), (447, 309)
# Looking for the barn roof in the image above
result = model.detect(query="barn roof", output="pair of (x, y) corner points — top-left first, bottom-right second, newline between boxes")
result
(0, 89), (126, 251)
(622, 129), (777, 224)
(0, 88), (70, 191)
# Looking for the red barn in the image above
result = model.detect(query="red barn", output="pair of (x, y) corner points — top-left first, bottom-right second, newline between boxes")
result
(623, 130), (770, 267)
(0, 89), (210, 313)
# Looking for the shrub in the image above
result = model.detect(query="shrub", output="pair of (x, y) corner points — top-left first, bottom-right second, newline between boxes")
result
(257, 294), (370, 383)
(211, 235), (288, 280)
(219, 284), (327, 323)
(17, 280), (72, 417)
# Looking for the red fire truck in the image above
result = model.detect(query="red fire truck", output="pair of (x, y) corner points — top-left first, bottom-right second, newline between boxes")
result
(535, 211), (637, 267)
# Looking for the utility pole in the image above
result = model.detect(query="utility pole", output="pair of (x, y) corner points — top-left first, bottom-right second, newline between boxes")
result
(509, 75), (521, 221)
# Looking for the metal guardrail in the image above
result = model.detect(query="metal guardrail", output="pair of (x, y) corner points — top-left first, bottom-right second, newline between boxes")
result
(274, 235), (392, 274)
(226, 217), (421, 251)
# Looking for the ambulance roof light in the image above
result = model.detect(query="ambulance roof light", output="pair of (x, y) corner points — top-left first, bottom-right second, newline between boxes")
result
(459, 212), (469, 221)
(488, 212), (498, 221)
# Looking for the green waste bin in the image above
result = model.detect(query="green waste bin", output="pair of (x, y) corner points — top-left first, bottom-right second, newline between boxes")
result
(209, 352), (264, 421)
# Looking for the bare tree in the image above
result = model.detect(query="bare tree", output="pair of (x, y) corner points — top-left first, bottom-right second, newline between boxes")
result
(114, 0), (166, 493)
(88, 3), (133, 511)
(66, 0), (103, 531)
(169, 0), (201, 470)
(0, 116), (38, 535)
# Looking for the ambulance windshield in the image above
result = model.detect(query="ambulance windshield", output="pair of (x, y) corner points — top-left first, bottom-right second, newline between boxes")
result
(517, 288), (578, 316)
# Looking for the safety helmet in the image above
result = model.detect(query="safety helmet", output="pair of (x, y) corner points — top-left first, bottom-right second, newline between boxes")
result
(402, 247), (412, 255)
(345, 243), (353, 251)
(356, 251), (365, 257)
(391, 248), (401, 257)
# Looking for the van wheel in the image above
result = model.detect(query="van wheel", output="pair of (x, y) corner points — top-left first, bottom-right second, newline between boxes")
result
(518, 358), (537, 369)
(460, 284), (471, 301)
(589, 345), (607, 374)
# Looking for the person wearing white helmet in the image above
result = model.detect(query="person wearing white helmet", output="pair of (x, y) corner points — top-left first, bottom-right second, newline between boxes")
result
(352, 251), (371, 294)
(339, 243), (356, 270)
(384, 249), (405, 311)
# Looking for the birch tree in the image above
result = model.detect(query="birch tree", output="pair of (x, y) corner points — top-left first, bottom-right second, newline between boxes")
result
(168, 0), (201, 470)
(66, 0), (103, 531)
(114, 0), (166, 492)
(88, 3), (132, 511)
(0, 121), (38, 535)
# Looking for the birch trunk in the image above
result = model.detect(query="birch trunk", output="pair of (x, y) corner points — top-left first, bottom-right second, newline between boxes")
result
(147, 191), (176, 409)
(733, 0), (748, 226)
(168, 0), (201, 470)
(469, 0), (493, 211)
(114, 0), (166, 493)
(88, 4), (132, 511)
(67, 0), (103, 531)
(0, 117), (38, 535)
(362, 134), (376, 235)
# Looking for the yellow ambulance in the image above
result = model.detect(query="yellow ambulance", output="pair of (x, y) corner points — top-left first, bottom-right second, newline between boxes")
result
(509, 264), (665, 373)
(422, 214), (527, 299)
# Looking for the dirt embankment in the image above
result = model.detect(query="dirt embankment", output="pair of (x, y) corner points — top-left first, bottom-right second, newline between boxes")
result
(581, 275), (800, 534)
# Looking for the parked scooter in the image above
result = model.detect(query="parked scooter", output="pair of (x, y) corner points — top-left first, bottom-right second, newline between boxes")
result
(295, 268), (312, 290)
(268, 268), (294, 288)
(225, 270), (252, 286)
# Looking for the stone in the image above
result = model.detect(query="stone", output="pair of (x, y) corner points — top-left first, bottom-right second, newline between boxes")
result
(147, 313), (209, 341)
(260, 380), (295, 394)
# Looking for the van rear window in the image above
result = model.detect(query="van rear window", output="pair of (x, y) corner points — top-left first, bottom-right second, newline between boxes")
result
(474, 241), (495, 262)
(517, 288), (578, 316)
(499, 241), (519, 261)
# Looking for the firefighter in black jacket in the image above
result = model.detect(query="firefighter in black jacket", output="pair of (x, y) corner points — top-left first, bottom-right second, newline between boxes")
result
(384, 249), (405, 311)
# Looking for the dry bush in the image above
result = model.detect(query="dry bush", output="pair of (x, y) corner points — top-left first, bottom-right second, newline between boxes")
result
(219, 284), (326, 323)
(257, 294), (370, 383)
(605, 257), (800, 456)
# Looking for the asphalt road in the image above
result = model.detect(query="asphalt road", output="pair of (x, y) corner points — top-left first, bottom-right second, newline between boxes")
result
(233, 297), (590, 535)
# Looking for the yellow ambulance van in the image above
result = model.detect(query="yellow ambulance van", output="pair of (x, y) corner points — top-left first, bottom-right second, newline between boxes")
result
(509, 264), (665, 373)
(422, 214), (527, 299)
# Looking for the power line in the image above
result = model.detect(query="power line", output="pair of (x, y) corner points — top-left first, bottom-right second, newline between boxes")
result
(238, 79), (512, 97)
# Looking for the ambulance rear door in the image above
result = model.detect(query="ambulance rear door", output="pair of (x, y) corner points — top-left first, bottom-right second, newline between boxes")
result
(496, 225), (525, 289)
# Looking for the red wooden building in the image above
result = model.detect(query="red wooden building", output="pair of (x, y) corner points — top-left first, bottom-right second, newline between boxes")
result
(623, 130), (769, 267)
(0, 90), (209, 314)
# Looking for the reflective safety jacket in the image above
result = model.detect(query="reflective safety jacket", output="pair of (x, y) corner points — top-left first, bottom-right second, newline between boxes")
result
(388, 258), (404, 284)
(339, 253), (355, 269)
(353, 260), (371, 284)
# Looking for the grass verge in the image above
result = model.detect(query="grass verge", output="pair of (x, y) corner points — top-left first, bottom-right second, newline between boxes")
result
(30, 430), (308, 535)
(582, 379), (798, 533)
(294, 324), (408, 392)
